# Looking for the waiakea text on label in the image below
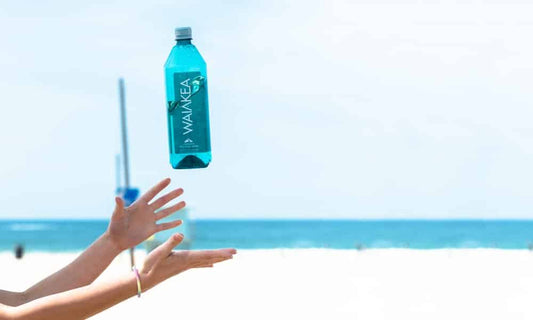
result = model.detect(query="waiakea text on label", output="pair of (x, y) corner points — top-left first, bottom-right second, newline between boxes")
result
(180, 78), (193, 135)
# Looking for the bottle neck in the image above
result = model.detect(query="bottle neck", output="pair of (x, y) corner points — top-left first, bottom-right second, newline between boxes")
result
(176, 39), (192, 45)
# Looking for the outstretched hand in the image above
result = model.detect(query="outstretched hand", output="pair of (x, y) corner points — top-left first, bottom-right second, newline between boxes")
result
(140, 233), (236, 291)
(106, 178), (186, 251)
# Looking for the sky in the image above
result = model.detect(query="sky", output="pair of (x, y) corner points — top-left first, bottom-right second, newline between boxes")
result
(1, 0), (533, 219)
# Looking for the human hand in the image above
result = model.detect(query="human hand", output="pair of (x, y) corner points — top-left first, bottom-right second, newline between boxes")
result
(140, 233), (236, 291)
(105, 178), (186, 251)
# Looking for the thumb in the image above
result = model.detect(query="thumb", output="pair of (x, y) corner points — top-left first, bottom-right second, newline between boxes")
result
(112, 197), (125, 220)
(144, 233), (184, 270)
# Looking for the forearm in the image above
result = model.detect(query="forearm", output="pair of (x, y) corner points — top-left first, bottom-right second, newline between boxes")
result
(0, 291), (24, 308)
(21, 232), (121, 305)
(8, 273), (138, 320)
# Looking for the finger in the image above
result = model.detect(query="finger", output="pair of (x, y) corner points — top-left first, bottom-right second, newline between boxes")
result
(211, 253), (235, 262)
(149, 188), (184, 211)
(111, 197), (125, 220)
(206, 256), (233, 265)
(115, 196), (125, 208)
(144, 233), (184, 270)
(154, 201), (186, 221)
(139, 178), (171, 203)
(219, 248), (237, 255)
(156, 219), (183, 232)
(193, 255), (232, 268)
(196, 248), (236, 259)
(186, 253), (233, 268)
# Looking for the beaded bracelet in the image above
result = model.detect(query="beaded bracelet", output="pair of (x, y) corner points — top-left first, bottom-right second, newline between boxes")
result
(132, 266), (142, 298)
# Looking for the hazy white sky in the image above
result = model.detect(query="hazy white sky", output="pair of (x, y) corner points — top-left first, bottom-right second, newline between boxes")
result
(1, 0), (533, 219)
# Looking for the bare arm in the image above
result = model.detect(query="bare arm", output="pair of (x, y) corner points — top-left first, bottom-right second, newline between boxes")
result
(0, 292), (22, 308)
(3, 272), (138, 320)
(0, 178), (185, 307)
(0, 234), (235, 320)
(0, 234), (121, 307)
(0, 304), (9, 320)
(19, 233), (121, 306)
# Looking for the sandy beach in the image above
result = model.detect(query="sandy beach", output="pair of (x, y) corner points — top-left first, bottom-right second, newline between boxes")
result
(1, 249), (533, 320)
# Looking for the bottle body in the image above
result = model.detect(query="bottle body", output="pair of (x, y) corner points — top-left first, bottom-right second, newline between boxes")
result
(164, 40), (211, 169)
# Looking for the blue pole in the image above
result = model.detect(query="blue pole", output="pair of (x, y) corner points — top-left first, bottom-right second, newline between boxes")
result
(118, 78), (135, 268)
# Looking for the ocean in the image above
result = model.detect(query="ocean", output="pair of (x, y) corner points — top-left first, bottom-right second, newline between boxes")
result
(1, 219), (533, 252)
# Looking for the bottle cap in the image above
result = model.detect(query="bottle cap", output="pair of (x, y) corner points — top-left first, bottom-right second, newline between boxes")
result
(175, 27), (192, 40)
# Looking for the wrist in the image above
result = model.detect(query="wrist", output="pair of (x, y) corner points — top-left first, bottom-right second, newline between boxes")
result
(138, 270), (156, 292)
(102, 231), (123, 255)
(17, 291), (29, 306)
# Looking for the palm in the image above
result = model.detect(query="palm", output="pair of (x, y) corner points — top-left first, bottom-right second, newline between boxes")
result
(107, 178), (186, 251)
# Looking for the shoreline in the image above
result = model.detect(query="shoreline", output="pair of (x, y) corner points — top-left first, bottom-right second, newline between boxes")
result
(2, 247), (533, 254)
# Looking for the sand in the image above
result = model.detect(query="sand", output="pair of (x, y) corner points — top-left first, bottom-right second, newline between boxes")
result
(1, 249), (533, 320)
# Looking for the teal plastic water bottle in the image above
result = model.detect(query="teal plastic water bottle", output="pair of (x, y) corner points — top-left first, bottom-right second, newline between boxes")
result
(164, 27), (211, 169)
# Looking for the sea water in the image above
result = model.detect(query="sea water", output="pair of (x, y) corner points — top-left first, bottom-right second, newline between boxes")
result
(165, 27), (211, 169)
(1, 220), (533, 252)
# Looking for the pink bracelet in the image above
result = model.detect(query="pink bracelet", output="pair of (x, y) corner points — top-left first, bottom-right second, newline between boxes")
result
(132, 266), (142, 298)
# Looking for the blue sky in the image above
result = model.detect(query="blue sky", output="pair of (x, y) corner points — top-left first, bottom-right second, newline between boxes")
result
(1, 0), (533, 219)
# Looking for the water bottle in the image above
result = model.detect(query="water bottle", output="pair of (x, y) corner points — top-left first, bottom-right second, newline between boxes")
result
(164, 27), (211, 169)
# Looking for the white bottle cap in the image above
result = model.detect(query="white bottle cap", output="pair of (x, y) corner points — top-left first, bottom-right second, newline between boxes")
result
(175, 27), (192, 40)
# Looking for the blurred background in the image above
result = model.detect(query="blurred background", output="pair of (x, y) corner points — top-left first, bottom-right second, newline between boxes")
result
(1, 0), (533, 251)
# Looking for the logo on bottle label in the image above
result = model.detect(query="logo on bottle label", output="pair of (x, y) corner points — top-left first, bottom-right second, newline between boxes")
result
(179, 78), (194, 136)
(167, 72), (210, 154)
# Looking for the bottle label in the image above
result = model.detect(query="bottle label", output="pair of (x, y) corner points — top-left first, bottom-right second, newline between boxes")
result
(167, 71), (209, 154)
